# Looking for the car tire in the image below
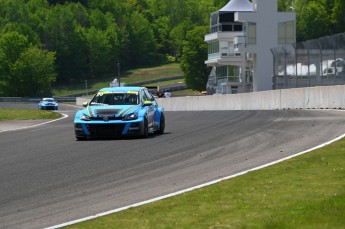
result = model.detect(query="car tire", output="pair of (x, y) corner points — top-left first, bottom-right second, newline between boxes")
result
(142, 116), (149, 137)
(76, 136), (86, 141)
(155, 113), (165, 134)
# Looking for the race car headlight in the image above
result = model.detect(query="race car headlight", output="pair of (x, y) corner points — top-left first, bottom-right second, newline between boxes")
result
(122, 113), (138, 120)
(80, 114), (92, 121)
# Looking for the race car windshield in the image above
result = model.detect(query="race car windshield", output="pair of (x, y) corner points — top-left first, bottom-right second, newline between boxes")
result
(90, 93), (139, 106)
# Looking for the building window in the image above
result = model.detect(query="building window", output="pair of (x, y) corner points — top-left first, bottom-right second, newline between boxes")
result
(234, 24), (243, 31)
(278, 21), (295, 45)
(216, 66), (228, 78)
(247, 22), (256, 45)
(208, 41), (219, 55)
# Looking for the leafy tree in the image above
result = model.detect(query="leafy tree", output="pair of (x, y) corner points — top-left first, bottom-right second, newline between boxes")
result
(170, 21), (193, 61)
(127, 0), (150, 16)
(127, 11), (157, 67)
(180, 26), (209, 92)
(89, 9), (108, 30)
(48, 0), (87, 6)
(43, 4), (87, 83)
(0, 32), (56, 96)
(278, 0), (293, 11)
(26, 0), (51, 43)
(332, 0), (345, 33)
(88, 0), (126, 24)
(151, 16), (171, 55)
(104, 19), (121, 71)
(12, 47), (56, 96)
(84, 27), (113, 77)
(146, 0), (220, 62)
(69, 2), (89, 27)
(0, 0), (42, 44)
(0, 50), (10, 96)
(213, 0), (229, 8)
(0, 31), (30, 64)
(296, 1), (333, 41)
(0, 32), (29, 96)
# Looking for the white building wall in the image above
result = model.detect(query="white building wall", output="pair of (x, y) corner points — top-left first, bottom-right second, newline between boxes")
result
(236, 0), (295, 92)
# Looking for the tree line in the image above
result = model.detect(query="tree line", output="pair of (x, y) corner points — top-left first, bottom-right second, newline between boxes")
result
(0, 0), (344, 96)
(0, 0), (228, 96)
(278, 0), (345, 41)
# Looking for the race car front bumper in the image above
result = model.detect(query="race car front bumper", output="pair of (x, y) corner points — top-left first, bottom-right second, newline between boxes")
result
(75, 120), (145, 138)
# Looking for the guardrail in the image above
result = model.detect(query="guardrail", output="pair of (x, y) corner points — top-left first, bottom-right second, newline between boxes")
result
(0, 97), (76, 103)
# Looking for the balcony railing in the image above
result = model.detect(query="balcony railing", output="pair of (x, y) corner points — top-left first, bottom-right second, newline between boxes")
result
(217, 76), (241, 83)
(208, 51), (241, 60)
(210, 23), (243, 33)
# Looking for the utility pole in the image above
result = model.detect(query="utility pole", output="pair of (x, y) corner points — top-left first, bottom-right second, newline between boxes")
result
(85, 80), (88, 96)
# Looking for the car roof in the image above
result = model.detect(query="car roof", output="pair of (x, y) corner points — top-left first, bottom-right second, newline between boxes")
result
(98, 86), (145, 93)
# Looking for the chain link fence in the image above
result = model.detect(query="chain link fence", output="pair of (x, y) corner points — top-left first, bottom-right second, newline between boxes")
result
(272, 32), (345, 89)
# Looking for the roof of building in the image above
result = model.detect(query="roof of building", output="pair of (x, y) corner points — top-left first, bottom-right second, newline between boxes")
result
(219, 0), (253, 12)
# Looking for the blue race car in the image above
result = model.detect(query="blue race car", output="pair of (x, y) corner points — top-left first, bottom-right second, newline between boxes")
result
(74, 86), (165, 140)
(38, 98), (59, 110)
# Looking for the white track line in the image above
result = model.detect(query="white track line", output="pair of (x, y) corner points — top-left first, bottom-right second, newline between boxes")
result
(0, 113), (68, 133)
(45, 131), (345, 229)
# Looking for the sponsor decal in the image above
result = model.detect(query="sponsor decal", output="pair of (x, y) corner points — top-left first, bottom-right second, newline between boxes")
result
(120, 104), (140, 117)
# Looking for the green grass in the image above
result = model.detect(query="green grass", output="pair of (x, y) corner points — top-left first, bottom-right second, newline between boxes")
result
(124, 63), (182, 84)
(0, 108), (62, 120)
(172, 89), (202, 96)
(64, 137), (345, 228)
(53, 63), (183, 97)
(144, 79), (185, 87)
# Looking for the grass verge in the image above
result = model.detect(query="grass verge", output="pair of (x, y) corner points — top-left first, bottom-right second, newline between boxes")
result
(124, 63), (182, 84)
(53, 63), (183, 97)
(172, 89), (203, 96)
(64, 137), (345, 229)
(0, 108), (62, 120)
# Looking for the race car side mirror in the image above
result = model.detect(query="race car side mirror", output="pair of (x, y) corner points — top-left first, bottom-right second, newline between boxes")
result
(82, 102), (89, 107)
(143, 101), (153, 106)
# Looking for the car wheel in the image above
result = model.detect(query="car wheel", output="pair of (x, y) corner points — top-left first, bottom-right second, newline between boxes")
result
(142, 116), (149, 137)
(76, 136), (86, 141)
(155, 113), (165, 134)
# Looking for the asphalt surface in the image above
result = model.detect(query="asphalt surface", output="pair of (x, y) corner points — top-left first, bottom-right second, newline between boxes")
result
(1, 102), (345, 228)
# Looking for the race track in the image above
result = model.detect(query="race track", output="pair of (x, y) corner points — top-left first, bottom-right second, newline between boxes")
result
(1, 102), (345, 228)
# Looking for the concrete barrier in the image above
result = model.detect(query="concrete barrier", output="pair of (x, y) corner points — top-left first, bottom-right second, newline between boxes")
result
(157, 85), (345, 111)
(75, 85), (345, 111)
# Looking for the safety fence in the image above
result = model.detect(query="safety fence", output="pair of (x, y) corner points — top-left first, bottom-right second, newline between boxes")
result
(271, 32), (345, 89)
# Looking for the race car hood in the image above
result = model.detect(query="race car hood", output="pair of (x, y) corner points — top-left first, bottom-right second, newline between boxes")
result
(85, 104), (141, 118)
(41, 101), (57, 105)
